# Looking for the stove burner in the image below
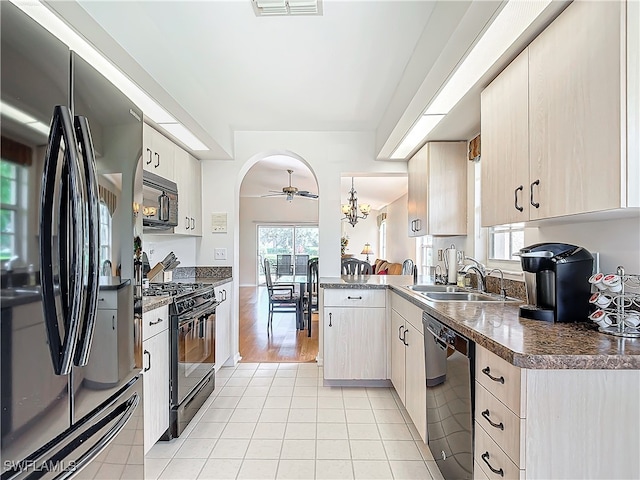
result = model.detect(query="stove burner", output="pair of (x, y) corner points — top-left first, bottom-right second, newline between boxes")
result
(143, 282), (208, 297)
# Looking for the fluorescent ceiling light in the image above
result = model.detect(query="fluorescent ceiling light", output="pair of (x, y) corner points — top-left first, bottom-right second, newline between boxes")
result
(426, 0), (551, 115)
(10, 0), (210, 152)
(391, 0), (551, 159)
(252, 0), (321, 16)
(1, 101), (51, 136)
(390, 115), (444, 159)
(159, 123), (209, 151)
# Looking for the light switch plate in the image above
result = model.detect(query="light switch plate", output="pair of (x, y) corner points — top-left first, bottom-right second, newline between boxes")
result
(214, 248), (227, 260)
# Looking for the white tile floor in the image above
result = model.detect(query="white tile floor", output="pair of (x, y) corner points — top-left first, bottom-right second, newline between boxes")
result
(145, 363), (444, 480)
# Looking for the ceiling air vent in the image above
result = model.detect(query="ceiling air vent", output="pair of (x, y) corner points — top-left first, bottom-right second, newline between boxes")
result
(252, 0), (322, 16)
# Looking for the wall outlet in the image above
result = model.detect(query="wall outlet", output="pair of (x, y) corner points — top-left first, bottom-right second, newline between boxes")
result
(214, 248), (227, 260)
(437, 249), (443, 261)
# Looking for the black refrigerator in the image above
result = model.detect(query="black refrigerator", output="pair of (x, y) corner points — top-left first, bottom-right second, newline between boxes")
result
(1, 3), (144, 479)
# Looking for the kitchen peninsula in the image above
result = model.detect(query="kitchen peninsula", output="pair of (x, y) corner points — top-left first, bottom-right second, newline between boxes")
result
(320, 275), (640, 479)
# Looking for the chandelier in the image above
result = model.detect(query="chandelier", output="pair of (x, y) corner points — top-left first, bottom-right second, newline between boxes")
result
(341, 177), (370, 227)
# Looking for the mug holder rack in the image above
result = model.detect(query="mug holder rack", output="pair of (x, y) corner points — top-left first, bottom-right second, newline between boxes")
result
(592, 266), (640, 338)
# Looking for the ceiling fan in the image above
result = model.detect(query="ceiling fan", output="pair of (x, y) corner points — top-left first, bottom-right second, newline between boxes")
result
(262, 169), (318, 201)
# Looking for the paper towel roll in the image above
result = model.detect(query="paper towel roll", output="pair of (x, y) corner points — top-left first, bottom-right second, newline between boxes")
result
(447, 248), (458, 284)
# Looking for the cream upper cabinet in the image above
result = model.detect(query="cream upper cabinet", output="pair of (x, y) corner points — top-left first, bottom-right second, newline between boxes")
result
(143, 123), (175, 181)
(528, 0), (624, 220)
(407, 142), (467, 237)
(173, 147), (202, 236)
(481, 0), (637, 226)
(480, 49), (529, 227)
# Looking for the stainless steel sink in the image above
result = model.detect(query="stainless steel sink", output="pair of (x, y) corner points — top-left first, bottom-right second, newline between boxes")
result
(424, 291), (519, 303)
(408, 285), (465, 293)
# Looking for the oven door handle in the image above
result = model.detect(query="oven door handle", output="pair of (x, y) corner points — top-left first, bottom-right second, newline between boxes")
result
(177, 301), (218, 323)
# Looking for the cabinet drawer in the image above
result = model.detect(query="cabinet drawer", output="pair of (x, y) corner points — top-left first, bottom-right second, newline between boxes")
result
(97, 291), (118, 310)
(142, 305), (169, 341)
(476, 346), (525, 416)
(324, 289), (385, 308)
(475, 423), (524, 480)
(475, 383), (525, 468)
(390, 293), (423, 332)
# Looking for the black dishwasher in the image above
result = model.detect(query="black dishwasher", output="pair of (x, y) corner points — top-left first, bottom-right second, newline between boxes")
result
(423, 312), (475, 480)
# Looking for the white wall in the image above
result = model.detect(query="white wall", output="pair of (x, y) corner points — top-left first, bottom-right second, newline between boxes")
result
(144, 235), (197, 269)
(340, 208), (380, 263)
(239, 196), (319, 286)
(527, 215), (640, 274)
(384, 194), (416, 263)
(195, 130), (406, 364)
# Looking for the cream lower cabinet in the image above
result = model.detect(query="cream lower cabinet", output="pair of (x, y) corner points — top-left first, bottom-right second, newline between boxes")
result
(474, 345), (640, 479)
(323, 289), (386, 380)
(390, 292), (426, 442)
(215, 283), (232, 368)
(142, 304), (170, 454)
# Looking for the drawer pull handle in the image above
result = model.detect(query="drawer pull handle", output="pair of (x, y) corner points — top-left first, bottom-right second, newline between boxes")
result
(398, 325), (405, 341)
(329, 312), (332, 327)
(149, 318), (163, 326)
(481, 409), (504, 430)
(530, 179), (540, 208)
(514, 185), (524, 212)
(143, 349), (151, 372)
(347, 296), (362, 300)
(481, 452), (504, 477)
(482, 366), (505, 384)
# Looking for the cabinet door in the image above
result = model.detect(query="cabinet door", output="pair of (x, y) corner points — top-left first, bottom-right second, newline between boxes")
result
(173, 146), (191, 234)
(529, 0), (622, 219)
(189, 154), (202, 235)
(404, 321), (426, 443)
(152, 129), (175, 181)
(481, 49), (529, 227)
(407, 145), (427, 237)
(84, 309), (119, 385)
(143, 329), (170, 453)
(390, 310), (406, 401)
(215, 286), (231, 367)
(142, 123), (155, 173)
(323, 307), (386, 380)
(428, 142), (467, 235)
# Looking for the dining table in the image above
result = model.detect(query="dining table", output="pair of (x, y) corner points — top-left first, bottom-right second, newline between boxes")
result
(274, 274), (308, 330)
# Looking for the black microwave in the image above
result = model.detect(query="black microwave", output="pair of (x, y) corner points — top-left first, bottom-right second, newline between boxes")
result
(142, 170), (178, 230)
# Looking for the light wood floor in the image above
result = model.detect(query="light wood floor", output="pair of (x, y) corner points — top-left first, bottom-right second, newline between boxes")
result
(238, 286), (319, 363)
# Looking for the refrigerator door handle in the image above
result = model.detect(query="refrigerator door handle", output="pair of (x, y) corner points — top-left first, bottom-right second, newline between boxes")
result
(40, 105), (85, 375)
(73, 115), (100, 367)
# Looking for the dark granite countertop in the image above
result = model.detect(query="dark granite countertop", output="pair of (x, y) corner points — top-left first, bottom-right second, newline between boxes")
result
(142, 276), (232, 313)
(142, 296), (172, 313)
(320, 275), (640, 370)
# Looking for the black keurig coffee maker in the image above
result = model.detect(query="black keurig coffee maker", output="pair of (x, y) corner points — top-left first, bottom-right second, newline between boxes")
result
(517, 243), (594, 322)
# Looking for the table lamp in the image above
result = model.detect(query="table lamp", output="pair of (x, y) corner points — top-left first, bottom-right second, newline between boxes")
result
(361, 243), (374, 263)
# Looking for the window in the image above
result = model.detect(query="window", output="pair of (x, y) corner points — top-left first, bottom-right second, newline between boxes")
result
(416, 235), (434, 276)
(489, 223), (524, 262)
(257, 225), (319, 284)
(99, 201), (112, 271)
(378, 220), (386, 260)
(0, 160), (27, 261)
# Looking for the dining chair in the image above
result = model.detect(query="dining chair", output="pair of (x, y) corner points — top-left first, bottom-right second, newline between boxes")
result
(341, 258), (372, 275)
(294, 254), (309, 275)
(304, 258), (319, 337)
(276, 254), (292, 278)
(402, 259), (415, 275)
(264, 258), (302, 330)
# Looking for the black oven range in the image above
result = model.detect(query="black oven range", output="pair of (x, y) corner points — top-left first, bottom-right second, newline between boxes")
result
(145, 282), (218, 438)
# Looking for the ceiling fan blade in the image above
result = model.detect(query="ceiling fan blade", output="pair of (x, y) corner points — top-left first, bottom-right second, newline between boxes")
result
(297, 191), (319, 198)
(261, 192), (284, 197)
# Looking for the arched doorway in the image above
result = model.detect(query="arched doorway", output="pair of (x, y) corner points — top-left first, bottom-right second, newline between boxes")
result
(237, 153), (319, 362)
